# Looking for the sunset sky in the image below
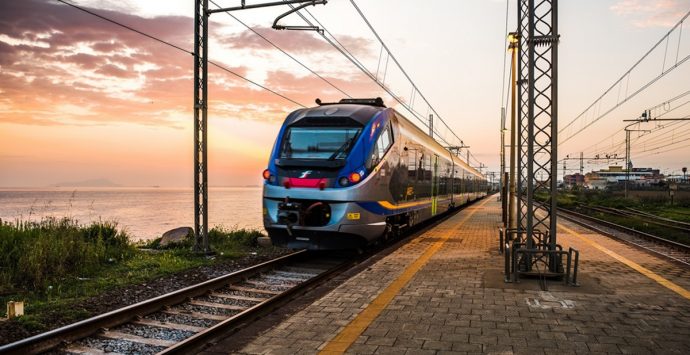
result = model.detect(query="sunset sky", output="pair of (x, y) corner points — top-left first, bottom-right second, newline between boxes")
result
(1, 0), (689, 187)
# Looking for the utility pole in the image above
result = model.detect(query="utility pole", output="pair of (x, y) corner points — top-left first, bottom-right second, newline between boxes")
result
(447, 143), (472, 167)
(621, 109), (690, 197)
(429, 114), (434, 137)
(623, 118), (651, 199)
(516, 0), (560, 273)
(193, 0), (327, 253)
(580, 152), (584, 175)
(193, 0), (209, 254)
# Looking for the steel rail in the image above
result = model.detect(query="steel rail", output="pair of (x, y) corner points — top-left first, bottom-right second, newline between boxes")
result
(159, 254), (352, 354)
(1, 195), (491, 355)
(578, 204), (690, 234)
(624, 207), (690, 228)
(0, 250), (311, 355)
(557, 208), (690, 267)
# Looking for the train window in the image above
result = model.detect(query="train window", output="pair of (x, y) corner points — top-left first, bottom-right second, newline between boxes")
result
(280, 127), (361, 160)
(417, 153), (424, 180)
(367, 124), (393, 169)
(424, 154), (432, 181)
(407, 149), (417, 180)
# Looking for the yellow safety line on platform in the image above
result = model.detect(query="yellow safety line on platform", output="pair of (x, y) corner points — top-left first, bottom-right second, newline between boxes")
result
(319, 198), (491, 354)
(560, 224), (690, 300)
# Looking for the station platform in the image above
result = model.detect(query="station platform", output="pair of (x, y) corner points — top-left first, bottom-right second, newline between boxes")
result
(206, 197), (690, 354)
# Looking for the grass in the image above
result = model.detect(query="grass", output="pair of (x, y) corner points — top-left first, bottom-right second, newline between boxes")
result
(0, 217), (135, 294)
(0, 217), (269, 333)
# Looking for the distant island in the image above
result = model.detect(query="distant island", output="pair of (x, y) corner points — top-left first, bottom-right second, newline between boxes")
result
(50, 178), (121, 187)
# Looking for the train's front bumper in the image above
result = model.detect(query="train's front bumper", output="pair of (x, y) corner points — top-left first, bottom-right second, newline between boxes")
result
(262, 187), (386, 250)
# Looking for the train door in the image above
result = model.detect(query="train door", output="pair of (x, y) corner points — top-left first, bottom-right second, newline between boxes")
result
(431, 155), (439, 215)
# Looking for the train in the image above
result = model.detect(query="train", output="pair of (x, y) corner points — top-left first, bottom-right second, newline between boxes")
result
(262, 98), (487, 250)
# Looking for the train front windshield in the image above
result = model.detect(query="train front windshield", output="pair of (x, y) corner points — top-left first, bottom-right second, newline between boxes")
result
(280, 127), (361, 160)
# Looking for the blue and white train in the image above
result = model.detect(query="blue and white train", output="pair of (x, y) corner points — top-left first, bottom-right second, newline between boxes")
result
(262, 98), (487, 250)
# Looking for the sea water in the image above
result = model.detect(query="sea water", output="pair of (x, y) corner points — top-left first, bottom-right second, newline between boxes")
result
(0, 187), (263, 241)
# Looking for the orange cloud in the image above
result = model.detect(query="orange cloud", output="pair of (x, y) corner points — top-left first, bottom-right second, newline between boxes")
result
(0, 0), (380, 130)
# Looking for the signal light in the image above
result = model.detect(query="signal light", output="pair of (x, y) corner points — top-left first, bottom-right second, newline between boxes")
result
(349, 172), (361, 183)
(262, 169), (271, 180)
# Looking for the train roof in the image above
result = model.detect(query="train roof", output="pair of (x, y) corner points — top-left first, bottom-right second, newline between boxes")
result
(285, 104), (385, 126)
(284, 98), (386, 126)
(282, 99), (485, 180)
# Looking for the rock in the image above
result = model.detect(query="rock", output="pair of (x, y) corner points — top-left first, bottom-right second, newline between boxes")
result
(159, 227), (193, 247)
(257, 236), (273, 248)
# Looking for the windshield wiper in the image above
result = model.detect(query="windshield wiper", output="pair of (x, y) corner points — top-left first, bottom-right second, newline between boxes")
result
(328, 138), (354, 161)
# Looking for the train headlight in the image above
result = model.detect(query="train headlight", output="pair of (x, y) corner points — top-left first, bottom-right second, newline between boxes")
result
(349, 172), (362, 183)
(338, 176), (350, 187)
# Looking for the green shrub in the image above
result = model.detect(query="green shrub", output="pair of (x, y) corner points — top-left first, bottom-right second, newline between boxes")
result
(0, 217), (135, 293)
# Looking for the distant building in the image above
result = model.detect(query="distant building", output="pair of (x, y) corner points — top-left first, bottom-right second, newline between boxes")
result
(584, 166), (664, 189)
(563, 173), (585, 188)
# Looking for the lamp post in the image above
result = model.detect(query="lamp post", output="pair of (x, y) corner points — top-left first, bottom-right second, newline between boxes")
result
(507, 32), (519, 232)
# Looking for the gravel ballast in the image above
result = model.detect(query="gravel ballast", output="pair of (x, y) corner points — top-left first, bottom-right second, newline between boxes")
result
(0, 248), (291, 346)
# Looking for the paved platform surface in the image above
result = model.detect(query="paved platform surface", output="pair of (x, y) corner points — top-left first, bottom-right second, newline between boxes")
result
(207, 197), (690, 354)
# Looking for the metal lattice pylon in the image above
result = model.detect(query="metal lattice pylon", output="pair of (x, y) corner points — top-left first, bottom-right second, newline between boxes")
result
(516, 0), (559, 272)
(193, 0), (210, 253)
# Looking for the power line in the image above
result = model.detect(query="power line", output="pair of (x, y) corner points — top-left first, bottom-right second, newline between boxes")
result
(559, 9), (690, 144)
(293, 1), (483, 168)
(55, 0), (306, 107)
(567, 95), (690, 158)
(294, 5), (432, 127)
(291, 4), (456, 144)
(636, 140), (690, 158)
(347, 0), (470, 153)
(209, 0), (351, 98)
(631, 121), (690, 150)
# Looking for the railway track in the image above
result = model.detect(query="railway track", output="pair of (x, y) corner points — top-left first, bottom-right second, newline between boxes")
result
(0, 196), (487, 355)
(557, 207), (690, 267)
(575, 204), (690, 234)
(0, 250), (351, 355)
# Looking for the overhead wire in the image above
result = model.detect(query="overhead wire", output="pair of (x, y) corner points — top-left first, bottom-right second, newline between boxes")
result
(559, 9), (690, 145)
(567, 94), (690, 158)
(296, 5), (433, 125)
(290, 3), (466, 150)
(291, 1), (484, 168)
(595, 107), (690, 156)
(347, 0), (471, 153)
(208, 0), (351, 98)
(55, 0), (307, 107)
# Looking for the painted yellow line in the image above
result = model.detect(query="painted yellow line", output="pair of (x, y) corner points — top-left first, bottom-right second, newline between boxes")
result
(319, 198), (491, 354)
(560, 224), (690, 300)
(377, 199), (430, 210)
